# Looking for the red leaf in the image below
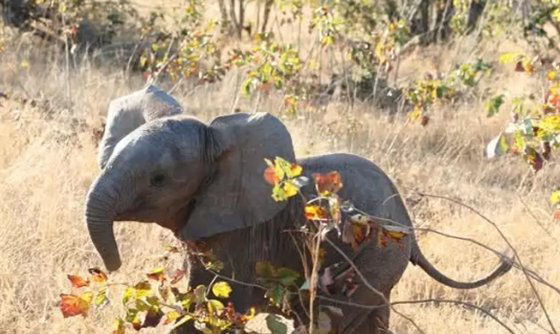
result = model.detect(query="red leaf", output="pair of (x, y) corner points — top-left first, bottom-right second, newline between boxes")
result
(143, 310), (163, 329)
(59, 294), (90, 318)
(67, 275), (89, 288)
(313, 172), (343, 196)
(515, 61), (525, 72)
(264, 166), (279, 185)
(88, 268), (108, 284)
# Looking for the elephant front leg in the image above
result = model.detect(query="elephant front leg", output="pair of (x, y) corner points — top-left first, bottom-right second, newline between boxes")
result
(335, 289), (391, 334)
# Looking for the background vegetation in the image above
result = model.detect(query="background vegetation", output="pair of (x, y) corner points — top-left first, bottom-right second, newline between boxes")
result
(1, 0), (560, 333)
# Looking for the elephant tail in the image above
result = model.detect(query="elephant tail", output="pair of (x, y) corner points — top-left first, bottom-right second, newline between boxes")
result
(410, 241), (513, 289)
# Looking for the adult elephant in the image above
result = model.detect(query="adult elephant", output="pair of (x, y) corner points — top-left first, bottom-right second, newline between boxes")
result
(97, 84), (183, 169)
(85, 112), (511, 333)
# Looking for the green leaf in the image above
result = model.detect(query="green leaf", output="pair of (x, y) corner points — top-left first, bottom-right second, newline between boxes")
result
(211, 281), (232, 299)
(266, 284), (285, 307)
(171, 315), (193, 329)
(486, 133), (509, 158)
(207, 299), (225, 314)
(193, 285), (206, 304)
(95, 287), (109, 308)
(276, 268), (300, 287)
(485, 95), (505, 117)
(245, 313), (294, 334)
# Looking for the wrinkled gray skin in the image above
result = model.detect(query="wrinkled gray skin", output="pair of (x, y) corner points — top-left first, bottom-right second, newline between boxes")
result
(97, 84), (183, 169)
(85, 113), (512, 333)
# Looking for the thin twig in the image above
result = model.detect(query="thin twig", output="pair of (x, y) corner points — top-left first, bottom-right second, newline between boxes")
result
(516, 194), (556, 241)
(417, 192), (558, 334)
(316, 296), (515, 334)
(324, 237), (427, 334)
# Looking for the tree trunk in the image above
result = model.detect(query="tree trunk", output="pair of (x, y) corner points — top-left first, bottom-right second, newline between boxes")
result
(261, 0), (274, 34)
(466, 0), (487, 33)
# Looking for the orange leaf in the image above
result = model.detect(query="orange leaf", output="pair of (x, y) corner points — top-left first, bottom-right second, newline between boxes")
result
(263, 166), (279, 185)
(351, 223), (369, 249)
(146, 267), (166, 282)
(554, 209), (560, 221)
(88, 267), (108, 284)
(313, 172), (343, 196)
(304, 205), (329, 220)
(59, 293), (91, 318)
(67, 275), (89, 288)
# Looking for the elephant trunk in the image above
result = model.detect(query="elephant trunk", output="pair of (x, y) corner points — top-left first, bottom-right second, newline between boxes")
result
(85, 176), (122, 271)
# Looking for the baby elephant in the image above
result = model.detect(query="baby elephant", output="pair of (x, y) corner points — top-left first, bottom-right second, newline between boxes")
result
(97, 84), (183, 169)
(85, 112), (512, 333)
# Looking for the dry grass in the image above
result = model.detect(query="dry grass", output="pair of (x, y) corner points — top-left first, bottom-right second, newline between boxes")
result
(1, 11), (560, 334)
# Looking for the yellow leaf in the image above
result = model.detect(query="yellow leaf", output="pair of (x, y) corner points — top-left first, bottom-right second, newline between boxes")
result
(548, 71), (558, 81)
(165, 311), (182, 324)
(282, 181), (299, 198)
(81, 291), (93, 304)
(304, 204), (329, 220)
(550, 191), (560, 206)
(499, 52), (523, 65)
(539, 115), (560, 134)
(212, 281), (232, 298)
(112, 318), (125, 334)
(408, 105), (422, 121)
(288, 164), (303, 178)
(207, 299), (225, 314)
(386, 230), (406, 240)
(133, 281), (153, 299)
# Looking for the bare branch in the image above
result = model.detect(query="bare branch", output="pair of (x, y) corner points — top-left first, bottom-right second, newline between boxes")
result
(417, 192), (558, 334)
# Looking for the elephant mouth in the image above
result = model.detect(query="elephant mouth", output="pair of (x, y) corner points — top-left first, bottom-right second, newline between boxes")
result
(175, 199), (196, 235)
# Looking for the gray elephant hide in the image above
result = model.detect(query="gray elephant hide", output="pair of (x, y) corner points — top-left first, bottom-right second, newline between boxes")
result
(97, 84), (183, 168)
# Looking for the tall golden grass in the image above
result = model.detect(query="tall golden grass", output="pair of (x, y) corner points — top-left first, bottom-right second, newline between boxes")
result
(0, 13), (559, 334)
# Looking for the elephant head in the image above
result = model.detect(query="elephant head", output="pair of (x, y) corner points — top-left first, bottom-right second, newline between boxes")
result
(97, 84), (183, 169)
(85, 113), (295, 271)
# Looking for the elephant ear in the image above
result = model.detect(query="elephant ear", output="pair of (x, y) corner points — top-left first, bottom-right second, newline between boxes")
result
(98, 84), (183, 168)
(180, 112), (295, 240)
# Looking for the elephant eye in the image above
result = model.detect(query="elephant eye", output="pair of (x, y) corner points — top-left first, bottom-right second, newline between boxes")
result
(150, 173), (166, 187)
